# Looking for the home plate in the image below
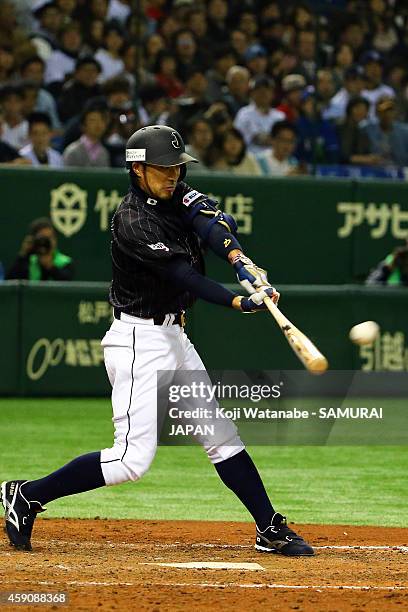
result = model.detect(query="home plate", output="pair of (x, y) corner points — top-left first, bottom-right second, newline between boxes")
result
(144, 562), (265, 571)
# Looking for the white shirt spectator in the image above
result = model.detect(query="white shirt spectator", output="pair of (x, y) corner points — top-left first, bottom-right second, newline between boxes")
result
(19, 143), (64, 167)
(1, 121), (29, 150)
(108, 0), (131, 24)
(256, 149), (298, 176)
(323, 87), (351, 121)
(234, 103), (285, 153)
(362, 85), (395, 119)
(45, 50), (76, 84)
(94, 49), (124, 83)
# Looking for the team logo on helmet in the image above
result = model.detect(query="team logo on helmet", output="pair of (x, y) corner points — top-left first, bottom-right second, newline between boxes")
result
(171, 132), (181, 149)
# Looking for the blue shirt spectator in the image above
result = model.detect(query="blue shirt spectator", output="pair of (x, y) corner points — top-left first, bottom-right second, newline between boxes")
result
(363, 97), (408, 167)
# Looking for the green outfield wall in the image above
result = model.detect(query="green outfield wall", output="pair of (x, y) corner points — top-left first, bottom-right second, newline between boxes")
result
(1, 167), (408, 284)
(1, 281), (407, 396)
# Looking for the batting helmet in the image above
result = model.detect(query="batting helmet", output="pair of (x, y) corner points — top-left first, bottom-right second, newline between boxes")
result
(125, 125), (198, 169)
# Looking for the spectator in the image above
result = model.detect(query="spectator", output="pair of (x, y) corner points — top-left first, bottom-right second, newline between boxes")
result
(0, 45), (15, 82)
(95, 20), (125, 83)
(0, 109), (29, 165)
(237, 11), (259, 46)
(212, 127), (262, 175)
(0, 84), (29, 150)
(276, 74), (307, 123)
(223, 65), (250, 115)
(107, 0), (131, 25)
(325, 65), (366, 122)
(338, 97), (380, 165)
(185, 117), (214, 173)
(104, 77), (139, 162)
(138, 82), (169, 126)
(294, 28), (318, 82)
(19, 111), (63, 167)
(85, 18), (105, 51)
(44, 21), (83, 88)
(58, 56), (102, 123)
(0, 0), (32, 63)
(186, 7), (211, 50)
(234, 76), (285, 154)
(386, 63), (408, 122)
(372, 15), (399, 53)
(256, 120), (300, 176)
(229, 29), (249, 60)
(331, 43), (355, 89)
(173, 28), (202, 82)
(317, 69), (337, 120)
(6, 217), (74, 281)
(363, 96), (408, 166)
(144, 33), (165, 73)
(169, 68), (210, 138)
(366, 241), (408, 286)
(55, 0), (77, 19)
(20, 55), (61, 129)
(339, 19), (366, 58)
(159, 14), (182, 45)
(360, 50), (395, 118)
(155, 52), (184, 99)
(204, 101), (233, 139)
(30, 1), (62, 60)
(269, 45), (298, 82)
(289, 2), (314, 30)
(295, 87), (340, 164)
(206, 46), (237, 103)
(244, 43), (268, 78)
(206, 0), (229, 45)
(63, 106), (110, 167)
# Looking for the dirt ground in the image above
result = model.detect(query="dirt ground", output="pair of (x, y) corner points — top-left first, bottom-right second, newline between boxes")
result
(1, 519), (407, 611)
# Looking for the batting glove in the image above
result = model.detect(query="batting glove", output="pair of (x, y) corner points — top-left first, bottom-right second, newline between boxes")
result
(232, 253), (269, 294)
(236, 286), (277, 313)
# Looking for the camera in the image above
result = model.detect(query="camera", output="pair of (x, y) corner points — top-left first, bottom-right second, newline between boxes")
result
(32, 236), (52, 255)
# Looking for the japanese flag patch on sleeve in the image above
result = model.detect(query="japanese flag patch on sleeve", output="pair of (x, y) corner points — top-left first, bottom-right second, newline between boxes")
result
(182, 190), (204, 207)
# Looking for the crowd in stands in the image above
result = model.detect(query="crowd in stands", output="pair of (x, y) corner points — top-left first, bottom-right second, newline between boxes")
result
(0, 0), (407, 175)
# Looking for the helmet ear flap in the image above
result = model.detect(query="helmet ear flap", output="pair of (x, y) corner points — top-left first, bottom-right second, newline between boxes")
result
(178, 164), (186, 181)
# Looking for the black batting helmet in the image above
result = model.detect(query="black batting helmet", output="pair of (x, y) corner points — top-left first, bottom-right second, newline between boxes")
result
(125, 125), (198, 169)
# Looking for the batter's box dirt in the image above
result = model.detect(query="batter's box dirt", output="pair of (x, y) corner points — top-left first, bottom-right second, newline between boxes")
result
(1, 519), (407, 611)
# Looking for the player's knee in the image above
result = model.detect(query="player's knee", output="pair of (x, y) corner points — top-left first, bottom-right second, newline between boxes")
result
(205, 434), (245, 464)
(100, 442), (156, 485)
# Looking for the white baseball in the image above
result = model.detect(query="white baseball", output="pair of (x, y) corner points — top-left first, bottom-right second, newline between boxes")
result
(349, 321), (380, 346)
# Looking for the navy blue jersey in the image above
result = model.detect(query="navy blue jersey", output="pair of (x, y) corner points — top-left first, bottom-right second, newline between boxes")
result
(109, 181), (206, 317)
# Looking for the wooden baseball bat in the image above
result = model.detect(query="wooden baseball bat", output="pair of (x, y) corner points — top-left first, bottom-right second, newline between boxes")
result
(263, 296), (328, 375)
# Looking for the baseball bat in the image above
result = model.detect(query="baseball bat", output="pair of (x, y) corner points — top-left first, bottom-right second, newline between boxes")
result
(263, 296), (329, 375)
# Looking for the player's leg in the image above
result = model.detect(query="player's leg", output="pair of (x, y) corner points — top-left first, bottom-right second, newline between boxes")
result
(1, 320), (177, 550)
(178, 331), (314, 556)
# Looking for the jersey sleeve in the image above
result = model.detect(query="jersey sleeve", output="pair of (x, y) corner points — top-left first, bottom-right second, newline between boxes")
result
(113, 207), (188, 270)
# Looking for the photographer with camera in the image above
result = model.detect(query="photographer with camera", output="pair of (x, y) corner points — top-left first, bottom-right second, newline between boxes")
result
(366, 241), (408, 286)
(6, 217), (74, 281)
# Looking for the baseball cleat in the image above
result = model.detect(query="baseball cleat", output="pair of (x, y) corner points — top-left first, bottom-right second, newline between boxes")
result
(255, 512), (314, 556)
(1, 480), (45, 551)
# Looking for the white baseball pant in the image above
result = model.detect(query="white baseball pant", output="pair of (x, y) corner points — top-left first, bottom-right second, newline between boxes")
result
(100, 314), (244, 486)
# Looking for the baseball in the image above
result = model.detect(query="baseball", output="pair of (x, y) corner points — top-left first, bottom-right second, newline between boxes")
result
(349, 321), (380, 346)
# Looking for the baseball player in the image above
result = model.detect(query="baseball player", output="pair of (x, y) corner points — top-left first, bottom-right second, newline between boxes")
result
(1, 126), (313, 556)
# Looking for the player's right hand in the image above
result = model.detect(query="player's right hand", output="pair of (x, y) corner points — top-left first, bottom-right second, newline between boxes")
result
(233, 286), (279, 313)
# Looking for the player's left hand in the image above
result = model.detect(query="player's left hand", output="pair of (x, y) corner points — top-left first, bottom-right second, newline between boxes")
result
(232, 253), (270, 294)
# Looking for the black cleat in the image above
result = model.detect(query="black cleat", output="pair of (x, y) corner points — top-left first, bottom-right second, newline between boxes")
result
(1, 480), (45, 551)
(255, 512), (314, 556)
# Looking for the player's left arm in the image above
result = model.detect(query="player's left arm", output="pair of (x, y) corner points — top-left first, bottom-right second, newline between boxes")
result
(180, 185), (278, 300)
